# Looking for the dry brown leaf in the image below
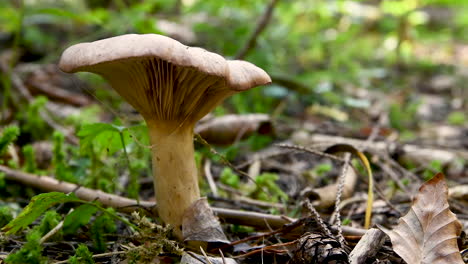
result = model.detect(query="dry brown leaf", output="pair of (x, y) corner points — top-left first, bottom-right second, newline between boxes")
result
(382, 173), (463, 264)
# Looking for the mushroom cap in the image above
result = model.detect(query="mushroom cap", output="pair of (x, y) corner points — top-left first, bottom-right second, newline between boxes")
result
(59, 34), (271, 123)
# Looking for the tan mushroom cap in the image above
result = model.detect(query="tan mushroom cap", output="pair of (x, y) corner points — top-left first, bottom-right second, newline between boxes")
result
(59, 34), (271, 123)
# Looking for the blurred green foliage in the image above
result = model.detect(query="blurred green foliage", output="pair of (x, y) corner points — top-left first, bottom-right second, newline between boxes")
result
(0, 126), (20, 156)
(423, 159), (443, 180)
(220, 167), (240, 188)
(1, 0), (466, 114)
(447, 111), (466, 125)
(0, 206), (13, 228)
(20, 96), (48, 139)
(251, 172), (288, 203)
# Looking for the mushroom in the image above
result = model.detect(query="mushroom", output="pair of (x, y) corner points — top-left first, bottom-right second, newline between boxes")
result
(59, 34), (271, 238)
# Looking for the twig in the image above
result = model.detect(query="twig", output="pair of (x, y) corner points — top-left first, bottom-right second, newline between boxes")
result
(348, 228), (386, 264)
(218, 249), (227, 264)
(204, 159), (218, 196)
(264, 217), (293, 258)
(378, 161), (411, 196)
(269, 74), (311, 94)
(303, 200), (333, 237)
(40, 219), (64, 244)
(53, 251), (126, 264)
(331, 153), (351, 245)
(200, 247), (214, 264)
(293, 132), (467, 165)
(235, 146), (292, 169)
(40, 209), (74, 244)
(235, 0), (279, 59)
(0, 165), (368, 236)
(275, 143), (346, 163)
(232, 240), (296, 259)
(0, 165), (156, 214)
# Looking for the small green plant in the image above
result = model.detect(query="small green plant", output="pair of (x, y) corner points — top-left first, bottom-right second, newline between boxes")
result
(303, 163), (333, 184)
(21, 96), (48, 139)
(77, 123), (147, 197)
(313, 163), (333, 177)
(423, 160), (443, 181)
(33, 210), (62, 239)
(53, 131), (75, 183)
(251, 172), (288, 203)
(0, 125), (20, 156)
(90, 208), (117, 253)
(388, 99), (421, 139)
(246, 133), (273, 151)
(220, 167), (240, 188)
(5, 229), (47, 264)
(230, 224), (255, 234)
(68, 244), (95, 264)
(342, 218), (351, 226)
(22, 144), (37, 173)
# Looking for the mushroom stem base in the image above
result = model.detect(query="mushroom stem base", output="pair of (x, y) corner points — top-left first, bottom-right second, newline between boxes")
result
(148, 121), (200, 238)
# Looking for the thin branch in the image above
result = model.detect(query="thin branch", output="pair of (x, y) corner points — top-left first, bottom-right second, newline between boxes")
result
(331, 153), (351, 246)
(203, 159), (218, 196)
(303, 200), (333, 237)
(235, 0), (279, 60)
(0, 165), (367, 236)
(53, 251), (126, 264)
(275, 143), (346, 163)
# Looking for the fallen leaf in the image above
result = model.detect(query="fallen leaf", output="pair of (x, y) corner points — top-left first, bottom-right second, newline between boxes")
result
(382, 173), (463, 264)
(182, 198), (230, 251)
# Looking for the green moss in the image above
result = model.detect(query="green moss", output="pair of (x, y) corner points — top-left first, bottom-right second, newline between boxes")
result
(68, 244), (95, 264)
(90, 209), (117, 253)
(5, 229), (47, 264)
(0, 126), (19, 156)
(22, 145), (37, 173)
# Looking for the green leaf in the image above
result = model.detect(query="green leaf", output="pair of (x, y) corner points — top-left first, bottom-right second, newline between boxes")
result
(78, 123), (123, 155)
(2, 192), (80, 234)
(63, 204), (98, 235)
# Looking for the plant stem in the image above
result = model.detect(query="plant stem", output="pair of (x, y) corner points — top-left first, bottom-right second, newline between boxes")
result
(119, 131), (138, 201)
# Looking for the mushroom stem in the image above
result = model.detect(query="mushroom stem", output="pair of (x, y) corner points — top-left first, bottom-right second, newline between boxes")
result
(147, 120), (200, 238)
